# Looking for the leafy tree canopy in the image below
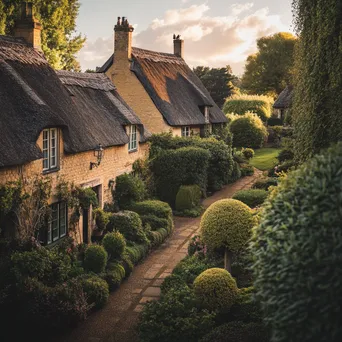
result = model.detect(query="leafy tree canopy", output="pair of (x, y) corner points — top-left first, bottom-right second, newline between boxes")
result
(0, 0), (85, 71)
(193, 66), (240, 108)
(241, 32), (297, 96)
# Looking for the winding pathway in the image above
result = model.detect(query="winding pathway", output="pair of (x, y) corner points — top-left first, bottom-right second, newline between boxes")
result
(56, 170), (261, 342)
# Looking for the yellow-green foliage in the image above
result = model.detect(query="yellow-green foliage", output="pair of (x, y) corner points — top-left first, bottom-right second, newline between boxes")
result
(194, 268), (238, 310)
(175, 185), (202, 211)
(200, 199), (256, 253)
(223, 94), (274, 121)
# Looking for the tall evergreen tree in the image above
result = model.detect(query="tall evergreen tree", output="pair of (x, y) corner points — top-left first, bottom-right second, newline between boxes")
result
(292, 0), (342, 161)
(193, 66), (239, 108)
(0, 0), (85, 71)
(241, 32), (297, 96)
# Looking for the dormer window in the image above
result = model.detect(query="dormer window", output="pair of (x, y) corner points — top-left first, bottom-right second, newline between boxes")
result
(204, 106), (210, 124)
(128, 125), (137, 152)
(42, 128), (59, 172)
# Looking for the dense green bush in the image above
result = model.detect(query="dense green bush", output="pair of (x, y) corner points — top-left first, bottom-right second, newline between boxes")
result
(83, 245), (108, 274)
(267, 160), (296, 177)
(233, 190), (268, 208)
(229, 113), (268, 149)
(120, 253), (134, 277)
(252, 178), (278, 191)
(102, 232), (126, 260)
(277, 149), (294, 163)
(240, 164), (254, 176)
(129, 200), (172, 220)
(242, 148), (255, 160)
(93, 208), (110, 231)
(139, 214), (169, 231)
(251, 143), (342, 342)
(223, 94), (273, 121)
(229, 161), (242, 183)
(125, 243), (149, 265)
(113, 173), (146, 210)
(175, 185), (202, 211)
(104, 263), (125, 291)
(81, 275), (109, 309)
(150, 228), (169, 247)
(201, 199), (255, 271)
(107, 211), (148, 244)
(160, 274), (189, 296)
(139, 287), (215, 342)
(151, 147), (210, 206)
(173, 255), (219, 284)
(194, 268), (238, 310)
(200, 321), (269, 342)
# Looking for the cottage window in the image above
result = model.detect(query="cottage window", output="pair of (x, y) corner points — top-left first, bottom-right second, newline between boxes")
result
(181, 126), (191, 137)
(42, 128), (59, 171)
(128, 125), (137, 152)
(47, 202), (67, 245)
(204, 106), (210, 124)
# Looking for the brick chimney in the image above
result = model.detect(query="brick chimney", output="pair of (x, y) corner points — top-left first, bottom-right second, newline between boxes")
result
(114, 16), (134, 62)
(14, 2), (42, 50)
(173, 34), (184, 59)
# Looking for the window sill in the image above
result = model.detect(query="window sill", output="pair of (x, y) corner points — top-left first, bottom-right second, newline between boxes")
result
(43, 167), (60, 175)
(128, 148), (138, 154)
(45, 235), (68, 249)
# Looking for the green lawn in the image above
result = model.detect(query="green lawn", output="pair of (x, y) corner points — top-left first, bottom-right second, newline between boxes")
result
(250, 148), (282, 171)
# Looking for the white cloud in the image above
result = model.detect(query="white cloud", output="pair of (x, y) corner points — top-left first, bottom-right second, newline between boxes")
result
(78, 2), (290, 74)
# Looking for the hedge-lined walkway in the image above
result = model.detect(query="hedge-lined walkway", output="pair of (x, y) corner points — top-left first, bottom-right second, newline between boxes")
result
(56, 170), (261, 342)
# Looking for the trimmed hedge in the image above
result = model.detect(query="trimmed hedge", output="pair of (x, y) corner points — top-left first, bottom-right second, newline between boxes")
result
(194, 268), (238, 310)
(107, 211), (148, 244)
(139, 214), (170, 231)
(102, 232), (126, 260)
(251, 143), (342, 342)
(223, 94), (273, 121)
(200, 321), (269, 342)
(175, 185), (202, 211)
(233, 190), (268, 208)
(240, 164), (254, 176)
(113, 173), (146, 210)
(81, 276), (109, 309)
(83, 245), (107, 274)
(201, 199), (255, 254)
(129, 200), (172, 220)
(125, 243), (150, 265)
(151, 146), (210, 206)
(229, 113), (268, 149)
(252, 178), (278, 191)
(230, 161), (242, 183)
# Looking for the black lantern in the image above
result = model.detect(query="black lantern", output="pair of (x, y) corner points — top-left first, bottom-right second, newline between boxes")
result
(90, 144), (104, 170)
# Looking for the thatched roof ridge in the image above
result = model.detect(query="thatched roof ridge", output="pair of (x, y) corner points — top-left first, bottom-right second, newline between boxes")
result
(273, 85), (294, 109)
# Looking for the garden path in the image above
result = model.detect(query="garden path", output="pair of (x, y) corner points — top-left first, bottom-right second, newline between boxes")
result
(56, 170), (261, 342)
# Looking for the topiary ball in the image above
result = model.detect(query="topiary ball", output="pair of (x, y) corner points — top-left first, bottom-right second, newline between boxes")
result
(200, 199), (256, 253)
(251, 143), (342, 342)
(102, 231), (126, 260)
(81, 275), (109, 309)
(83, 245), (108, 274)
(194, 268), (238, 310)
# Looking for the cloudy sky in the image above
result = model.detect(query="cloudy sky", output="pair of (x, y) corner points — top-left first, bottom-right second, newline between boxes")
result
(77, 0), (293, 75)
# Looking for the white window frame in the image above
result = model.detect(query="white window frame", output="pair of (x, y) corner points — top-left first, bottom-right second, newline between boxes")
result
(181, 126), (191, 137)
(204, 106), (210, 124)
(42, 128), (58, 171)
(128, 125), (137, 152)
(47, 202), (67, 245)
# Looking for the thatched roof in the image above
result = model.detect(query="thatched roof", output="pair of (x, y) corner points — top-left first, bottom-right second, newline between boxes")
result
(0, 36), (149, 168)
(273, 85), (293, 109)
(98, 47), (228, 126)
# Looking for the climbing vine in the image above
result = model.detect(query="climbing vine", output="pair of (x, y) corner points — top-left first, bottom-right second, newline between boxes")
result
(292, 0), (342, 161)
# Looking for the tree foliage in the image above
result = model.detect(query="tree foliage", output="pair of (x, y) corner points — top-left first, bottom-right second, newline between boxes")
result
(241, 32), (297, 96)
(292, 0), (342, 161)
(0, 0), (85, 71)
(193, 66), (240, 108)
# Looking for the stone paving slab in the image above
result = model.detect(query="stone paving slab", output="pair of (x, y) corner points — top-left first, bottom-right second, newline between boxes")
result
(54, 171), (261, 342)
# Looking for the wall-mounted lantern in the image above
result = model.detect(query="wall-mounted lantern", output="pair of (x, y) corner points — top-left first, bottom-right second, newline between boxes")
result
(90, 144), (104, 170)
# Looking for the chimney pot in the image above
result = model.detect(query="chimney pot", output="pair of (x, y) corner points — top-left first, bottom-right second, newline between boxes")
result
(173, 35), (184, 59)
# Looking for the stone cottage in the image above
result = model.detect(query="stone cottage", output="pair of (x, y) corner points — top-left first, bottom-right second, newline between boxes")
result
(273, 85), (293, 120)
(98, 16), (228, 137)
(0, 5), (149, 244)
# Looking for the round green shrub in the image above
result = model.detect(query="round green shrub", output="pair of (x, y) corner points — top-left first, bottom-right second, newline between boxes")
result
(229, 113), (268, 149)
(193, 268), (238, 310)
(121, 253), (134, 277)
(114, 173), (146, 210)
(140, 214), (170, 231)
(104, 270), (123, 291)
(251, 143), (342, 342)
(107, 262), (126, 278)
(200, 321), (269, 342)
(161, 274), (189, 296)
(107, 211), (148, 244)
(200, 199), (255, 254)
(102, 232), (126, 260)
(175, 185), (202, 211)
(93, 208), (110, 231)
(242, 148), (255, 160)
(83, 245), (108, 274)
(232, 189), (268, 208)
(125, 243), (149, 264)
(252, 177), (278, 191)
(81, 275), (109, 309)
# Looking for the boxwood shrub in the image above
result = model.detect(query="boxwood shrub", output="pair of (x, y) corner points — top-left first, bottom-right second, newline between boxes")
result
(232, 189), (268, 208)
(151, 147), (210, 206)
(102, 232), (126, 260)
(251, 143), (342, 342)
(240, 164), (255, 177)
(83, 245), (108, 274)
(175, 185), (202, 211)
(252, 178), (278, 191)
(129, 200), (172, 220)
(80, 275), (109, 309)
(229, 113), (268, 149)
